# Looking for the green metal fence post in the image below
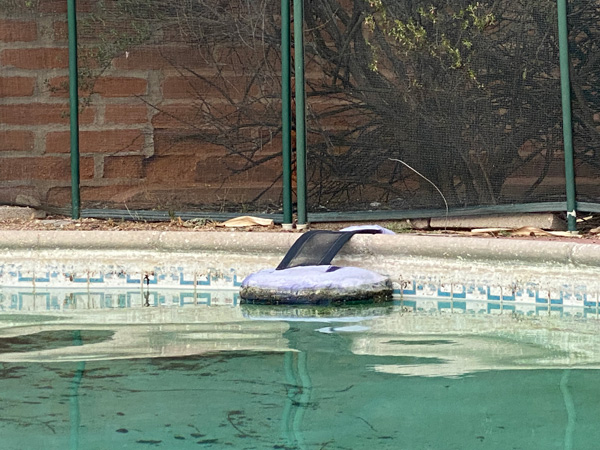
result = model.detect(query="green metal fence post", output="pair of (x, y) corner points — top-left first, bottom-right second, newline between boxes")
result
(281, 0), (293, 229)
(557, 0), (577, 232)
(293, 0), (308, 228)
(67, 0), (80, 219)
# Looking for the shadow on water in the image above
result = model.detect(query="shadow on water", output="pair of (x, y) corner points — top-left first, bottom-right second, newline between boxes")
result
(0, 330), (114, 354)
(69, 331), (86, 450)
(281, 351), (311, 450)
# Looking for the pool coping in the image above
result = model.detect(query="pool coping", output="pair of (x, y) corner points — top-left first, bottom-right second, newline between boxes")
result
(0, 230), (598, 268)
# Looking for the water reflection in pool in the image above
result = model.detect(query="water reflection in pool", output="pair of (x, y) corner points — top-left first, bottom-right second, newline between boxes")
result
(0, 303), (598, 449)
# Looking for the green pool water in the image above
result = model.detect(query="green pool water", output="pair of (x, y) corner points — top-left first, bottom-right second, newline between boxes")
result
(0, 304), (599, 450)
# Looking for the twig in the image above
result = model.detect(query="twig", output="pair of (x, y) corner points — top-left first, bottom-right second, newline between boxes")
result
(389, 158), (449, 225)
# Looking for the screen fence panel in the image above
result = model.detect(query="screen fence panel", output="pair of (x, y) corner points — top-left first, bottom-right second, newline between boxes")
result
(1, 0), (598, 219)
(0, 0), (77, 212)
(74, 0), (284, 213)
(302, 0), (572, 213)
(569, 1), (600, 206)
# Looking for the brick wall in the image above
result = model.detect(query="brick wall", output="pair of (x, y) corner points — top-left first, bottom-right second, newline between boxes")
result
(1, 1), (590, 214)
(0, 1), (282, 212)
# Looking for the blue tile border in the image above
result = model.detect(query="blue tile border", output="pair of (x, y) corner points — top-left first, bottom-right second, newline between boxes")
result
(0, 284), (597, 316)
(0, 288), (240, 312)
(0, 262), (597, 315)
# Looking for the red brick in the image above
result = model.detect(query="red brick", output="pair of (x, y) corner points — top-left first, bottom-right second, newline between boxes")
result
(46, 76), (89, 97)
(568, 159), (600, 178)
(0, 156), (93, 181)
(46, 129), (144, 154)
(53, 21), (68, 42)
(194, 156), (230, 183)
(47, 183), (281, 209)
(47, 184), (144, 206)
(38, 0), (68, 13)
(81, 185), (146, 203)
(151, 103), (238, 129)
(48, 74), (139, 97)
(0, 77), (36, 97)
(309, 99), (372, 128)
(206, 45), (279, 72)
(143, 155), (199, 183)
(45, 186), (73, 206)
(1, 48), (69, 69)
(195, 155), (281, 184)
(151, 104), (203, 128)
(130, 185), (280, 208)
(112, 44), (273, 71)
(162, 76), (197, 99)
(37, 0), (65, 13)
(77, 48), (101, 69)
(112, 47), (174, 70)
(48, 75), (147, 98)
(0, 103), (95, 125)
(153, 129), (225, 156)
(510, 155), (566, 178)
(162, 75), (259, 100)
(103, 155), (144, 178)
(0, 131), (35, 152)
(45, 131), (71, 153)
(39, 0), (95, 13)
(94, 77), (147, 97)
(112, 46), (216, 71)
(79, 156), (95, 179)
(105, 104), (149, 124)
(0, 20), (37, 42)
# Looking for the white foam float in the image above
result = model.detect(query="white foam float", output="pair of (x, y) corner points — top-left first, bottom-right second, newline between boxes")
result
(239, 225), (394, 305)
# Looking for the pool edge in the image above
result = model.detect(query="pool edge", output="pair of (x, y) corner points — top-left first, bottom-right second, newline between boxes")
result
(0, 230), (598, 267)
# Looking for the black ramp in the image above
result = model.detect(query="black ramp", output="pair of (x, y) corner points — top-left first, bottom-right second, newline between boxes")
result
(276, 230), (381, 270)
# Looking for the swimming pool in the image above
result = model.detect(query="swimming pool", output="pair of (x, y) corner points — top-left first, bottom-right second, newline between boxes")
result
(1, 231), (599, 448)
(1, 293), (599, 450)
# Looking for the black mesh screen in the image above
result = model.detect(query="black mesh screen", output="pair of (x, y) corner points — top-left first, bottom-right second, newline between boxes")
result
(302, 0), (571, 212)
(1, 0), (598, 218)
(74, 0), (285, 213)
(569, 1), (600, 205)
